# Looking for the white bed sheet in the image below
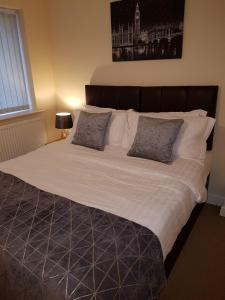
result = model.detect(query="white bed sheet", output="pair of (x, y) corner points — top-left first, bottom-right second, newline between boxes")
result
(0, 141), (210, 259)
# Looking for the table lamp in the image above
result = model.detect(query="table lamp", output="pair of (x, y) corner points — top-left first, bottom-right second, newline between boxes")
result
(55, 112), (73, 139)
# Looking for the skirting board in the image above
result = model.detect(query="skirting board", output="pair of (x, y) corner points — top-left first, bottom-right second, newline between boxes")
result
(207, 193), (225, 207)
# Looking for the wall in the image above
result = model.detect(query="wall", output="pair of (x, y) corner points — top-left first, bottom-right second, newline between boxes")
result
(47, 0), (225, 201)
(0, 0), (57, 141)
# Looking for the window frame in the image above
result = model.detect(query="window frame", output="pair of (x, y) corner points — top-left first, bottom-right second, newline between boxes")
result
(0, 6), (36, 119)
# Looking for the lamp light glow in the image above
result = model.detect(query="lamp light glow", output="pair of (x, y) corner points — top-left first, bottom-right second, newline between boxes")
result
(56, 112), (71, 116)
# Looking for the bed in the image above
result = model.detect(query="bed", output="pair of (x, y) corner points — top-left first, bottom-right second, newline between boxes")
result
(85, 85), (218, 275)
(0, 85), (218, 300)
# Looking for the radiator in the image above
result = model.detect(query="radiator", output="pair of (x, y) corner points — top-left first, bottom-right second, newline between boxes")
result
(0, 117), (47, 162)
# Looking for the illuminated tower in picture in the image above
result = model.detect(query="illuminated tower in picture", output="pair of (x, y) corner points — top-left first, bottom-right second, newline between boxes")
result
(134, 2), (141, 44)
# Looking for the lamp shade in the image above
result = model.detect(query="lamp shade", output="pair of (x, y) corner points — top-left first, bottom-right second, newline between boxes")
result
(55, 112), (73, 129)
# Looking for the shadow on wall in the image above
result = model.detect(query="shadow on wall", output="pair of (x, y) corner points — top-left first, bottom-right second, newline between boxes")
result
(89, 61), (183, 86)
(90, 64), (122, 86)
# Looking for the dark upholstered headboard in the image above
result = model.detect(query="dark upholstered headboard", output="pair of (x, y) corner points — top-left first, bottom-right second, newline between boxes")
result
(85, 85), (218, 150)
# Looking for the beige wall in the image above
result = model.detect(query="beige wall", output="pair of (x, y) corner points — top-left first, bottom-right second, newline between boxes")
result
(0, 0), (57, 141)
(47, 0), (225, 199)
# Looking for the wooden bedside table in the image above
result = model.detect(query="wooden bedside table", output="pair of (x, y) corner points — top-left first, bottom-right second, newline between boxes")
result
(46, 137), (63, 145)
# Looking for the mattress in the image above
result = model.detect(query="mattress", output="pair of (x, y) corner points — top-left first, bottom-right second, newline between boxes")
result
(0, 141), (211, 258)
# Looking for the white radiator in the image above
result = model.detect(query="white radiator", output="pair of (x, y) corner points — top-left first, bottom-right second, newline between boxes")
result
(0, 117), (47, 162)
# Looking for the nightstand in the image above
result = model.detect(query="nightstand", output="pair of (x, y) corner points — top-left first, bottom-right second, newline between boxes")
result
(46, 137), (63, 145)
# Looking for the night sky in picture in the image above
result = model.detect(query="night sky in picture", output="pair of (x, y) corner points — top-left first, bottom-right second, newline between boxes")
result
(111, 0), (185, 61)
(112, 0), (184, 29)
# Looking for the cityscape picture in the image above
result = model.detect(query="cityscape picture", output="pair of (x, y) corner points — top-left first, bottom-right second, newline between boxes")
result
(111, 0), (185, 62)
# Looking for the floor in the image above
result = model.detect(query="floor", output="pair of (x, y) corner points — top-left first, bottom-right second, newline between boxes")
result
(160, 204), (225, 300)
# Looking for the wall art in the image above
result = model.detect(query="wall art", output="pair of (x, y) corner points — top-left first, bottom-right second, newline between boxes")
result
(111, 0), (185, 61)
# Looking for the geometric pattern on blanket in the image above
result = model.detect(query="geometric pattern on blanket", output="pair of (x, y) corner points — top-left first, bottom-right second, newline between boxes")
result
(0, 171), (166, 300)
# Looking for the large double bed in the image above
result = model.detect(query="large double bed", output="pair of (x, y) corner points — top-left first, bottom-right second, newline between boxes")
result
(0, 85), (218, 299)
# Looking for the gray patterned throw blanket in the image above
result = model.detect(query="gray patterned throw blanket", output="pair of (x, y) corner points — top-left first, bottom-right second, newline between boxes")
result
(0, 171), (166, 300)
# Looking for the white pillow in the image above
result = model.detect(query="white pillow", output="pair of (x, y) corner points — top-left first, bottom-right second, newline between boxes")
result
(124, 110), (215, 162)
(66, 105), (128, 147)
(122, 110), (208, 148)
(66, 108), (82, 144)
(150, 109), (207, 117)
(173, 116), (215, 161)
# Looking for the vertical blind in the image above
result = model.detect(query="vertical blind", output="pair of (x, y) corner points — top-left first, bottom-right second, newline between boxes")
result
(0, 9), (31, 115)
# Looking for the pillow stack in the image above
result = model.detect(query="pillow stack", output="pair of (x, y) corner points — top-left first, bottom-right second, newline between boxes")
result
(124, 110), (215, 164)
(67, 105), (130, 150)
(67, 105), (215, 164)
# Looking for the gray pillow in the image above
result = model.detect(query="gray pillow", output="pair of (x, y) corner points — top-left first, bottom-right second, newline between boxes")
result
(72, 111), (112, 150)
(127, 116), (184, 163)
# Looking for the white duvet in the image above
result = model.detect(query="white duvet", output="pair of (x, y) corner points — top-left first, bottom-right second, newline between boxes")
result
(0, 141), (210, 258)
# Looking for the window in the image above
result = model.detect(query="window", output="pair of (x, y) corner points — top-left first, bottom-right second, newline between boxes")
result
(0, 8), (34, 117)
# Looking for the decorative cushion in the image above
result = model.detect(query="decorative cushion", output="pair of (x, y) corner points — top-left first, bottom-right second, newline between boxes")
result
(84, 105), (129, 146)
(127, 116), (184, 163)
(71, 111), (112, 150)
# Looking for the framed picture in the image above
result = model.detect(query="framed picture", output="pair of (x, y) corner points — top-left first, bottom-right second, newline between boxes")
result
(111, 0), (185, 62)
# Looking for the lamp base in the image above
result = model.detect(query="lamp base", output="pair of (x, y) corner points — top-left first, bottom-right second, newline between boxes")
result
(61, 130), (68, 139)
